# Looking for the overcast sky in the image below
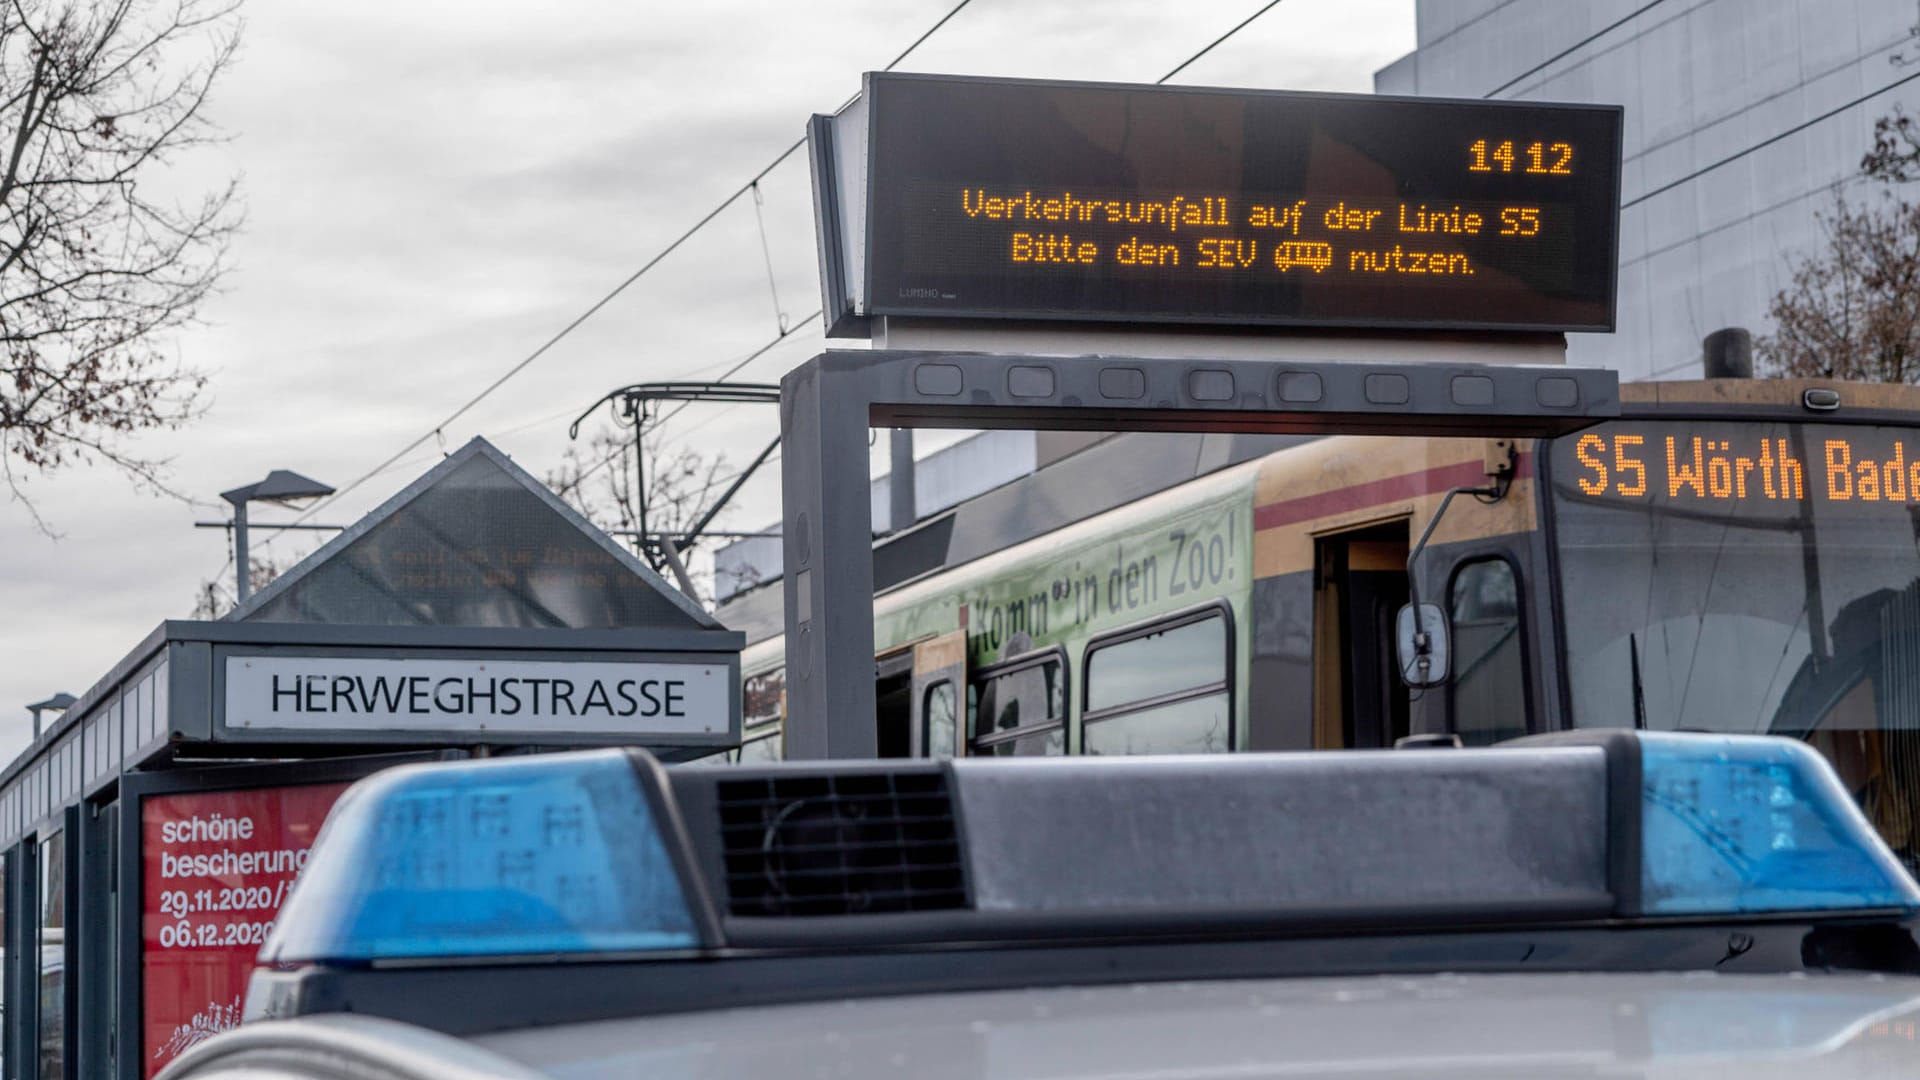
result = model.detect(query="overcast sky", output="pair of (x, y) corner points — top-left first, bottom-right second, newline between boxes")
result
(0, 0), (1414, 762)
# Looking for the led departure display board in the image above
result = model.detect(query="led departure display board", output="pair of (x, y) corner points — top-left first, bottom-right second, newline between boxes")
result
(829, 74), (1623, 333)
(1560, 422), (1920, 510)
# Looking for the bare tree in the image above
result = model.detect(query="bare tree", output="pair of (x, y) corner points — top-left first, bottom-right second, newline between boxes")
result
(1756, 189), (1920, 383)
(1756, 18), (1920, 385)
(1862, 105), (1920, 185)
(189, 548), (284, 618)
(0, 0), (241, 511)
(547, 424), (735, 600)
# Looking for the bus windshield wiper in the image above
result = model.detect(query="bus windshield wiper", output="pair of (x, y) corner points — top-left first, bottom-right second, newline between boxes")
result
(1630, 631), (1648, 730)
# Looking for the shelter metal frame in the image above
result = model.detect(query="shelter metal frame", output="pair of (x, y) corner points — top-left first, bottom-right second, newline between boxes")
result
(779, 348), (1621, 759)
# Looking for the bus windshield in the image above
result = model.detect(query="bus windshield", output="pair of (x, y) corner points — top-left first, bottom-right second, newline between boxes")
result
(1550, 418), (1920, 863)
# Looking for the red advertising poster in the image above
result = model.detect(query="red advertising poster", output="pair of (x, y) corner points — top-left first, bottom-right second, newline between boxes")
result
(141, 781), (352, 1077)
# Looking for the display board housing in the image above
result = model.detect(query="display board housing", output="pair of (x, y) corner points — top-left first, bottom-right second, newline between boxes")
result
(813, 73), (1624, 335)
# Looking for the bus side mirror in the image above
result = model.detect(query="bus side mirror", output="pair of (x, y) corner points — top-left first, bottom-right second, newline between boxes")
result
(1396, 603), (1451, 688)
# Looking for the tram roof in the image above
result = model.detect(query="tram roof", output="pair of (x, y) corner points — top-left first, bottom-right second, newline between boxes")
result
(1623, 376), (1920, 416)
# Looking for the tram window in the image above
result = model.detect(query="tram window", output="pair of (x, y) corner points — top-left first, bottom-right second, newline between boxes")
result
(743, 669), (785, 727)
(39, 833), (64, 1080)
(737, 726), (783, 764)
(1083, 611), (1231, 755)
(1084, 695), (1230, 756)
(1086, 614), (1227, 711)
(1449, 559), (1528, 746)
(923, 680), (957, 760)
(730, 670), (787, 766)
(973, 725), (1066, 757)
(969, 655), (1066, 757)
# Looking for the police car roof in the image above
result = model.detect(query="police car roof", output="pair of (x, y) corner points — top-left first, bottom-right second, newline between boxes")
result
(193, 730), (1920, 1059)
(166, 972), (1920, 1080)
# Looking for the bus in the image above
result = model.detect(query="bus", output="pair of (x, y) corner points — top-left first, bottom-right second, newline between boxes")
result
(724, 375), (1920, 868)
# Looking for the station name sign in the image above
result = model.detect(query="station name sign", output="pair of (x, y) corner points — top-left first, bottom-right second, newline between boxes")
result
(224, 656), (729, 736)
(812, 73), (1623, 334)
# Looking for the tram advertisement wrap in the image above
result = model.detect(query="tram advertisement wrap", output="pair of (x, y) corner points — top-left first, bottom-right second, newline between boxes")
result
(141, 781), (352, 1077)
(873, 489), (1250, 668)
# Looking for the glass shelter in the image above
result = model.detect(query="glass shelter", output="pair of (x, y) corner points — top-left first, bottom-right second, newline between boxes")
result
(0, 438), (741, 1079)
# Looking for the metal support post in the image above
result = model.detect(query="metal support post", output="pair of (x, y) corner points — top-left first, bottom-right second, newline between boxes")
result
(780, 358), (881, 758)
(230, 499), (252, 603)
(889, 428), (914, 533)
(633, 430), (651, 567)
(657, 537), (701, 602)
(778, 348), (1620, 760)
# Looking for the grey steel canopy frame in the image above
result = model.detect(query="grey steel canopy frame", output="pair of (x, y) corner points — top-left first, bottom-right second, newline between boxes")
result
(779, 349), (1620, 759)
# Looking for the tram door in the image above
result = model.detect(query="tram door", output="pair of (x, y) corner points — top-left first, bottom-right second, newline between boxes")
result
(874, 644), (917, 758)
(873, 633), (969, 758)
(909, 632), (966, 759)
(1313, 522), (1411, 750)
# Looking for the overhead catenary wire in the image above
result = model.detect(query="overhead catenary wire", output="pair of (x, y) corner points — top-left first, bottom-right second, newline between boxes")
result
(565, 0), (1307, 560)
(204, 303), (800, 589)
(528, 0), (1313, 580)
(556, 310), (821, 499)
(641, 308), (823, 437)
(750, 182), (790, 335)
(278, 153), (803, 530)
(362, 404), (592, 488)
(877, 0), (976, 75)
(1156, 0), (1285, 85)
(267, 0), (976, 539)
(284, 0), (1291, 567)
(581, 0), (1009, 444)
(1622, 66), (1920, 209)
(479, 11), (1743, 643)
(1481, 0), (1666, 99)
(642, 0), (1298, 453)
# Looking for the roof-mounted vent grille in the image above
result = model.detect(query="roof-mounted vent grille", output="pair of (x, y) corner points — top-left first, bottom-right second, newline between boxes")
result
(715, 771), (966, 917)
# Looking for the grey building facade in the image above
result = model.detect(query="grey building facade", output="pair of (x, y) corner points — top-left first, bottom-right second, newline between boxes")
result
(1376, 0), (1920, 380)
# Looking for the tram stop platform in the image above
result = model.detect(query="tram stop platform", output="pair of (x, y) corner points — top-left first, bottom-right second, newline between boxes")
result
(0, 436), (742, 1080)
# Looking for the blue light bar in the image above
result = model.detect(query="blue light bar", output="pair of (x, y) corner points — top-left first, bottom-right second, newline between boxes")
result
(258, 750), (700, 964)
(1638, 733), (1920, 915)
(253, 733), (1918, 977)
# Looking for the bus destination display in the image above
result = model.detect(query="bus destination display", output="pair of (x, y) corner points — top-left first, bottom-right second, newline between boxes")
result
(860, 74), (1623, 332)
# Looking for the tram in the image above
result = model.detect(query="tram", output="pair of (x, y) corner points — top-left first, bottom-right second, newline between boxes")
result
(722, 375), (1920, 868)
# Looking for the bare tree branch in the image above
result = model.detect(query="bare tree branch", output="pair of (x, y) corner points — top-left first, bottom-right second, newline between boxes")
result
(1758, 185), (1920, 385)
(546, 424), (735, 606)
(190, 547), (285, 619)
(0, 0), (240, 516)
